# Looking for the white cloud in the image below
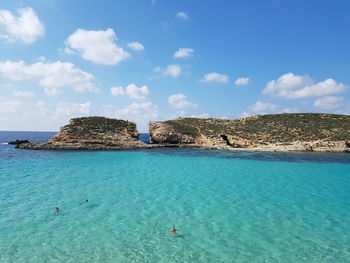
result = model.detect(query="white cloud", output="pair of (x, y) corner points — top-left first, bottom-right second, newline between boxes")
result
(117, 102), (158, 118)
(110, 84), (149, 100)
(37, 100), (45, 108)
(242, 101), (278, 117)
(0, 100), (23, 114)
(65, 28), (130, 65)
(174, 48), (194, 58)
(263, 73), (347, 98)
(38, 56), (46, 61)
(0, 60), (98, 93)
(102, 102), (159, 131)
(280, 108), (298, 113)
(235, 77), (250, 86)
(168, 93), (197, 109)
(163, 64), (181, 78)
(313, 96), (343, 110)
(201, 72), (229, 83)
(249, 101), (278, 113)
(110, 86), (125, 96)
(63, 47), (75, 55)
(191, 113), (210, 118)
(153, 66), (161, 73)
(127, 41), (144, 51)
(54, 101), (91, 116)
(176, 12), (188, 20)
(0, 7), (45, 44)
(44, 87), (62, 96)
(13, 90), (34, 97)
(126, 85), (149, 100)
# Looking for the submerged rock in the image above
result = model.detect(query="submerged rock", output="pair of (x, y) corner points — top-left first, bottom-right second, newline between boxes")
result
(18, 117), (153, 150)
(8, 139), (30, 145)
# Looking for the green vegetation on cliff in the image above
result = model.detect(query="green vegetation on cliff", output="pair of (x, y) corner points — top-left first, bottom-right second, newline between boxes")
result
(60, 116), (139, 138)
(164, 113), (350, 143)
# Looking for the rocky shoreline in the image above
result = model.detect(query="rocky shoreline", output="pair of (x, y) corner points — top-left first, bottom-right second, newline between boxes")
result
(15, 114), (350, 153)
(148, 113), (350, 153)
(17, 117), (150, 151)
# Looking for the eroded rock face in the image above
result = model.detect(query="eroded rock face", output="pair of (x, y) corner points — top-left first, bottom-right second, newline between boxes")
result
(17, 113), (350, 153)
(18, 117), (149, 150)
(148, 114), (350, 153)
(149, 122), (196, 144)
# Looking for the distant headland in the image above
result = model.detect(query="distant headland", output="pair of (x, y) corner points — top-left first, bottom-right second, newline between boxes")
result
(17, 113), (350, 153)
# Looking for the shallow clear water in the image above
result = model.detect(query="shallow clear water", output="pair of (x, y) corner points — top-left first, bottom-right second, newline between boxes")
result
(0, 132), (349, 262)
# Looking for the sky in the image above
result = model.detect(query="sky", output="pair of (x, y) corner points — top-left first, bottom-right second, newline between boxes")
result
(0, 0), (349, 132)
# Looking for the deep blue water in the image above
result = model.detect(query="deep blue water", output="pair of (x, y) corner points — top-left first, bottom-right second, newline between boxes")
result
(0, 131), (349, 262)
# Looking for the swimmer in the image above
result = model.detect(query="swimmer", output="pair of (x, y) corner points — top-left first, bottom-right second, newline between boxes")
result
(81, 199), (89, 205)
(55, 207), (60, 213)
(171, 225), (177, 235)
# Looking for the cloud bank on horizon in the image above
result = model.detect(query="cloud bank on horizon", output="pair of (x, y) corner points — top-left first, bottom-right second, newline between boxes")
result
(0, 0), (349, 131)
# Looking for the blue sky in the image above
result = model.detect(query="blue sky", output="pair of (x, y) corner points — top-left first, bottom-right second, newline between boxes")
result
(0, 0), (349, 131)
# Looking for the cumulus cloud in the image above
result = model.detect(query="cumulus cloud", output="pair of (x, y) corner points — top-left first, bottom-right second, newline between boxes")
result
(127, 41), (144, 51)
(263, 73), (347, 98)
(65, 28), (130, 65)
(168, 93), (197, 109)
(0, 60), (97, 93)
(63, 47), (75, 55)
(201, 73), (229, 83)
(153, 66), (161, 73)
(191, 113), (210, 118)
(117, 102), (158, 118)
(249, 101), (278, 113)
(37, 100), (45, 108)
(242, 101), (278, 117)
(174, 48), (194, 58)
(54, 101), (91, 116)
(235, 77), (250, 86)
(44, 87), (62, 96)
(313, 96), (343, 110)
(163, 64), (181, 78)
(102, 102), (159, 131)
(110, 84), (149, 100)
(0, 100), (23, 114)
(176, 12), (188, 20)
(281, 108), (299, 113)
(0, 7), (45, 44)
(110, 86), (125, 96)
(13, 90), (34, 97)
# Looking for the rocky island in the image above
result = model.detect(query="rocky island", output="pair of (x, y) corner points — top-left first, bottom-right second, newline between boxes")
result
(18, 116), (153, 150)
(149, 113), (350, 152)
(17, 113), (350, 152)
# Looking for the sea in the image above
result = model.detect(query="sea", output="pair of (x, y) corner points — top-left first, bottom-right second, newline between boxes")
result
(0, 131), (349, 262)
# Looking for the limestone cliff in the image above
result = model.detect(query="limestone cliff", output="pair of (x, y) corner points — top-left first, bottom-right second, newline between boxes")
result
(149, 113), (350, 152)
(18, 116), (150, 150)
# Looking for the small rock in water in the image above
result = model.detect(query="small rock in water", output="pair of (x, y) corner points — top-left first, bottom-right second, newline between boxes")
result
(8, 140), (30, 145)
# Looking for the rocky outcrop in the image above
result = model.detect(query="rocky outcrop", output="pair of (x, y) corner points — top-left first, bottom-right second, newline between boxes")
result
(149, 113), (350, 152)
(18, 117), (153, 150)
(149, 122), (196, 145)
(16, 113), (350, 152)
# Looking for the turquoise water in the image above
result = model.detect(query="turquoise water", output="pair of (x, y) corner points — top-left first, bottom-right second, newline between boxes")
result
(0, 133), (350, 262)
